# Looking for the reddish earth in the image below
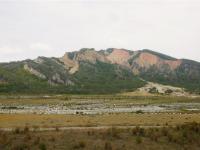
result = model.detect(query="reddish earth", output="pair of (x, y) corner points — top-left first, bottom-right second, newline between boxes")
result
(135, 52), (181, 70)
(60, 49), (182, 75)
(164, 60), (182, 70)
(60, 53), (79, 74)
(107, 49), (131, 65)
(136, 52), (160, 67)
(60, 50), (109, 74)
(60, 53), (77, 69)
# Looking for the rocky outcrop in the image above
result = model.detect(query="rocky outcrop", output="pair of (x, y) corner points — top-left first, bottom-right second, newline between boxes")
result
(34, 57), (45, 64)
(60, 53), (79, 74)
(77, 49), (109, 64)
(138, 82), (188, 96)
(60, 49), (109, 74)
(106, 49), (131, 66)
(50, 73), (74, 86)
(24, 64), (46, 79)
(51, 73), (65, 84)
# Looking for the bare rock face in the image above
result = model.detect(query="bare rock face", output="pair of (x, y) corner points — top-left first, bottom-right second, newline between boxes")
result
(60, 48), (183, 76)
(24, 64), (46, 79)
(60, 53), (79, 74)
(104, 49), (182, 74)
(76, 49), (109, 64)
(52, 73), (65, 84)
(164, 59), (182, 70)
(60, 49), (109, 74)
(130, 52), (182, 73)
(34, 57), (45, 64)
(106, 49), (132, 67)
(135, 52), (160, 68)
(50, 73), (74, 86)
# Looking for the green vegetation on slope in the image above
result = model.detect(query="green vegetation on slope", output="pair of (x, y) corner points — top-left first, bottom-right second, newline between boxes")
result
(70, 61), (146, 94)
(26, 57), (72, 84)
(140, 61), (200, 93)
(0, 65), (68, 94)
(0, 61), (145, 94)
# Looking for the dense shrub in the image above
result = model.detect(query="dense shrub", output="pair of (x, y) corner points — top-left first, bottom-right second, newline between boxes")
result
(104, 141), (112, 150)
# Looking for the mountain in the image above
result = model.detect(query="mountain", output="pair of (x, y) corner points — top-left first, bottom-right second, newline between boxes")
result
(0, 48), (200, 94)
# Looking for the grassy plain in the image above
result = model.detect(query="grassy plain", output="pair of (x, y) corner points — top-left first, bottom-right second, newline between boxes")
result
(0, 113), (200, 128)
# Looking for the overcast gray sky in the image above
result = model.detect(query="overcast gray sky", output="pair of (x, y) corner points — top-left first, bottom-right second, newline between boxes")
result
(0, 0), (200, 62)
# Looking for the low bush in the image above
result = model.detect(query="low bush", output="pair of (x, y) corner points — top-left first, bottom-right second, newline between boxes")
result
(132, 126), (145, 136)
(136, 136), (142, 144)
(106, 127), (121, 139)
(39, 143), (46, 150)
(104, 141), (112, 150)
(23, 126), (29, 133)
(14, 128), (20, 134)
(34, 137), (40, 145)
(73, 141), (86, 149)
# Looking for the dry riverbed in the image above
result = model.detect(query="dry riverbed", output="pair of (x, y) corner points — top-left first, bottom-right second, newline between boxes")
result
(0, 95), (200, 129)
(1, 103), (200, 114)
(0, 96), (200, 114)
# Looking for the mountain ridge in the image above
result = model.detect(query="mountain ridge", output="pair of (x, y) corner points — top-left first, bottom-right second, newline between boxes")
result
(0, 48), (199, 94)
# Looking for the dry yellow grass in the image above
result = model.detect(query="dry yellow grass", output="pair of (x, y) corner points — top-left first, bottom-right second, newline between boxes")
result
(0, 113), (200, 128)
(1, 123), (200, 150)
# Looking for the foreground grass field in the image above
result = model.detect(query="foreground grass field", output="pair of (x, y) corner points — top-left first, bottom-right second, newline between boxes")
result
(0, 123), (200, 150)
(0, 113), (200, 128)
